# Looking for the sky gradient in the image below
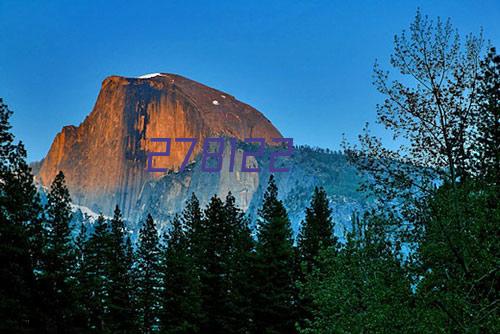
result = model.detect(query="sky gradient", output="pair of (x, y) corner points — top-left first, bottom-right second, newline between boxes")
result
(1, 0), (499, 161)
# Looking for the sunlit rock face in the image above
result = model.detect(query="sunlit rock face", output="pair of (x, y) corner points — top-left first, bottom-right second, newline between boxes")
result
(36, 73), (366, 233)
(37, 74), (282, 218)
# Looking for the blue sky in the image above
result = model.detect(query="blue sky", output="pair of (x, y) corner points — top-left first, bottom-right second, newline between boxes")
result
(1, 0), (499, 161)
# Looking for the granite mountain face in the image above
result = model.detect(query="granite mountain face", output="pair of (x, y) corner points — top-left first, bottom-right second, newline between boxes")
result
(37, 74), (282, 219)
(36, 74), (365, 232)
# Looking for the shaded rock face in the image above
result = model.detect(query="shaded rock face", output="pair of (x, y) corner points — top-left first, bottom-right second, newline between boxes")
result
(37, 74), (282, 218)
(130, 146), (366, 236)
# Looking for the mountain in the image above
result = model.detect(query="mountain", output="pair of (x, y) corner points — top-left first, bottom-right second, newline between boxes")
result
(35, 73), (367, 234)
(37, 73), (282, 219)
(132, 145), (365, 236)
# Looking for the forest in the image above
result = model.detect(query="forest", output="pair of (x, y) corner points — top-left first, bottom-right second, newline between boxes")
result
(0, 11), (498, 334)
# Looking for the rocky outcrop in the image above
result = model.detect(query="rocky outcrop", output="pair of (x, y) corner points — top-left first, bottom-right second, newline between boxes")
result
(37, 74), (282, 217)
(128, 145), (366, 236)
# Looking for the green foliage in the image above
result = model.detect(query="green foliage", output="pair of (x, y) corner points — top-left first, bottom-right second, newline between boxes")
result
(0, 99), (43, 331)
(298, 186), (337, 272)
(296, 186), (338, 329)
(197, 194), (241, 332)
(160, 214), (202, 333)
(290, 146), (363, 200)
(108, 205), (136, 332)
(223, 192), (255, 332)
(136, 214), (161, 333)
(253, 175), (298, 333)
(476, 47), (500, 183)
(73, 208), (136, 333)
(171, 192), (255, 333)
(342, 11), (500, 334)
(41, 171), (78, 331)
(84, 214), (112, 330)
(0, 98), (14, 163)
(346, 10), (486, 225)
(300, 213), (414, 334)
(414, 182), (499, 332)
(74, 219), (91, 328)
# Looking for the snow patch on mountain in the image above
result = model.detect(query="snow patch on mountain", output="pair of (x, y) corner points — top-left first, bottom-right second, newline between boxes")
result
(138, 73), (164, 79)
(71, 204), (109, 221)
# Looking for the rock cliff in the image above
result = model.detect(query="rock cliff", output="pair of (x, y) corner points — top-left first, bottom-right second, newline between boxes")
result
(37, 74), (282, 217)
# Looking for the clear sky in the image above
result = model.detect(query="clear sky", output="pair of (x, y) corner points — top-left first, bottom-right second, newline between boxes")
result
(1, 0), (499, 161)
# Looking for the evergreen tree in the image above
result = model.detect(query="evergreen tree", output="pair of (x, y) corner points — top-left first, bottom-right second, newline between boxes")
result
(125, 234), (134, 267)
(300, 213), (414, 333)
(0, 98), (14, 162)
(223, 192), (255, 333)
(74, 221), (88, 272)
(159, 214), (202, 333)
(180, 192), (256, 333)
(341, 13), (499, 333)
(197, 195), (234, 333)
(253, 175), (297, 333)
(125, 233), (138, 329)
(181, 193), (206, 329)
(85, 214), (112, 331)
(296, 186), (337, 329)
(136, 214), (161, 333)
(74, 219), (91, 329)
(298, 186), (337, 272)
(42, 171), (77, 332)
(183, 193), (204, 258)
(0, 99), (43, 331)
(108, 205), (136, 332)
(415, 182), (499, 332)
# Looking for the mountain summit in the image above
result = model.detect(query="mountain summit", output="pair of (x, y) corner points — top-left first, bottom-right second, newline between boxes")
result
(37, 74), (282, 217)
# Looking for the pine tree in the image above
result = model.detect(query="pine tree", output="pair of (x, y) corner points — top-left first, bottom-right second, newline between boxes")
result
(159, 214), (202, 333)
(181, 192), (255, 333)
(125, 234), (134, 267)
(253, 175), (297, 333)
(197, 195), (234, 332)
(74, 219), (91, 329)
(0, 98), (14, 162)
(297, 186), (337, 329)
(136, 214), (161, 333)
(298, 186), (337, 272)
(107, 205), (136, 332)
(125, 233), (138, 329)
(42, 171), (77, 332)
(223, 192), (255, 333)
(183, 192), (204, 258)
(181, 193), (207, 329)
(0, 99), (43, 331)
(85, 214), (112, 331)
(75, 221), (88, 272)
